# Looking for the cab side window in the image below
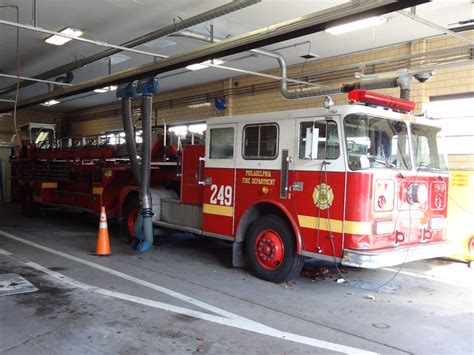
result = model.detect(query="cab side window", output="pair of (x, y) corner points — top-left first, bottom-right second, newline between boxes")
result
(243, 123), (278, 159)
(299, 120), (339, 159)
(210, 127), (234, 159)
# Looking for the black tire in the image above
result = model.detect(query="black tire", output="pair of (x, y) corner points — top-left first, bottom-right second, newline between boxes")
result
(245, 214), (305, 283)
(121, 195), (140, 244)
(22, 188), (39, 217)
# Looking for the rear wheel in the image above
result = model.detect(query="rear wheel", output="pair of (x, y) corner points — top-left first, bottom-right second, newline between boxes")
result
(466, 236), (474, 268)
(246, 214), (304, 283)
(22, 188), (39, 217)
(121, 196), (139, 244)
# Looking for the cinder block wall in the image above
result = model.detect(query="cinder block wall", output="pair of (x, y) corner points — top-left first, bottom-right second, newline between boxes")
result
(64, 31), (473, 137)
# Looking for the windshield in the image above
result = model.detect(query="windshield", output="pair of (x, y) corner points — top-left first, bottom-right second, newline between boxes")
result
(31, 128), (54, 144)
(344, 114), (411, 171)
(410, 124), (447, 172)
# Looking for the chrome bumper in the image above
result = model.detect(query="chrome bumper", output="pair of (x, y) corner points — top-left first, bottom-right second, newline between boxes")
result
(341, 241), (454, 268)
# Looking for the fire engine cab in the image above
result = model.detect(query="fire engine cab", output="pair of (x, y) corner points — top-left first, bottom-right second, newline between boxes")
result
(12, 90), (451, 282)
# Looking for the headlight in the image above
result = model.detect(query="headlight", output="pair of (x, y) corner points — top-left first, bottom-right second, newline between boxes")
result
(407, 183), (428, 205)
(429, 216), (445, 230)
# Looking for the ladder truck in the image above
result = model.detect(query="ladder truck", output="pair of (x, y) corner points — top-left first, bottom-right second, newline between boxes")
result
(11, 90), (451, 282)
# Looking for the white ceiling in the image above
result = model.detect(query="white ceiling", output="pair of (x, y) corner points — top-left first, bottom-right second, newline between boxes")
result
(0, 0), (472, 111)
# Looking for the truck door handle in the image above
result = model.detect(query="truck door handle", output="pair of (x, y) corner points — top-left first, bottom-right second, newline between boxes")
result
(196, 157), (206, 185)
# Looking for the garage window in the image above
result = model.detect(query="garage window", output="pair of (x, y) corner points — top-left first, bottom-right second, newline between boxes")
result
(243, 124), (278, 159)
(210, 127), (234, 159)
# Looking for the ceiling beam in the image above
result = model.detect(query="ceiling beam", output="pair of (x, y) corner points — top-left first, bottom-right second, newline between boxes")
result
(0, 0), (429, 113)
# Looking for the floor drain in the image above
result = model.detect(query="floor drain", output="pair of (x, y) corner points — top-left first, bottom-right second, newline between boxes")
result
(372, 322), (391, 329)
(0, 273), (38, 296)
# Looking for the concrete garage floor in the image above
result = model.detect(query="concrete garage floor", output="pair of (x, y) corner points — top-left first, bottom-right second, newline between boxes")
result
(0, 205), (472, 354)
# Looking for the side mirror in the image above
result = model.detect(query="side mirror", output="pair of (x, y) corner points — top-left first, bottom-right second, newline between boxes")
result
(304, 126), (320, 160)
(311, 127), (319, 160)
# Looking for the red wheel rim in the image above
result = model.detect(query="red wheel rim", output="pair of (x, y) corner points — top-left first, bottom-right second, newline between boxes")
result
(127, 208), (138, 238)
(255, 229), (284, 270)
(468, 236), (474, 255)
(23, 193), (33, 213)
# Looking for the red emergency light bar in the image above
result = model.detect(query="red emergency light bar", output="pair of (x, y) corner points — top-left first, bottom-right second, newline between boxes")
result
(347, 89), (416, 113)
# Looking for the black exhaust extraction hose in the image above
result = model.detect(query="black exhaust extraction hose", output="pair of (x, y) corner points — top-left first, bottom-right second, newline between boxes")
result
(121, 97), (141, 185)
(118, 77), (158, 253)
(134, 93), (154, 253)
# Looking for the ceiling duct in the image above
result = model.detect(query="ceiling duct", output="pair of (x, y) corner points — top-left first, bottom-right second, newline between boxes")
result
(0, 0), (261, 96)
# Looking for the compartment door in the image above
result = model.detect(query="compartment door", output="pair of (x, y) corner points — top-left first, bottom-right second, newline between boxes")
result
(202, 124), (236, 237)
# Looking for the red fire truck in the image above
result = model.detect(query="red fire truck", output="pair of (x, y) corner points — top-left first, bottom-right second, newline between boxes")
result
(11, 90), (451, 282)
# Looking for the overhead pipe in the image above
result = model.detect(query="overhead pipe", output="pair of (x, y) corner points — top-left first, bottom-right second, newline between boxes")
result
(55, 71), (74, 84)
(0, 0), (261, 96)
(1, 0), (431, 113)
(0, 73), (73, 86)
(177, 31), (417, 100)
(173, 30), (319, 88)
(398, 10), (474, 45)
(178, 28), (419, 99)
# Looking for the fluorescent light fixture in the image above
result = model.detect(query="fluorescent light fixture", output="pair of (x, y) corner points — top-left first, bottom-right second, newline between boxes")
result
(45, 27), (83, 46)
(94, 85), (118, 93)
(325, 16), (387, 35)
(186, 59), (224, 71)
(41, 100), (60, 107)
(188, 102), (211, 109)
(143, 39), (176, 48)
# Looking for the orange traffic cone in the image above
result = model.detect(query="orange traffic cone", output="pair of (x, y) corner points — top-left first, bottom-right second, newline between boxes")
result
(96, 206), (112, 256)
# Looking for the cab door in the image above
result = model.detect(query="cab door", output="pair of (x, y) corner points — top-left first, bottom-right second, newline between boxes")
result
(291, 116), (346, 258)
(201, 124), (236, 237)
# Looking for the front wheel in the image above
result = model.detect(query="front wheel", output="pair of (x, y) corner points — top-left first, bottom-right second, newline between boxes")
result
(121, 196), (139, 244)
(246, 214), (304, 283)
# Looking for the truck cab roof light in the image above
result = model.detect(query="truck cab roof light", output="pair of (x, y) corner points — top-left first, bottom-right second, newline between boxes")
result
(348, 89), (415, 113)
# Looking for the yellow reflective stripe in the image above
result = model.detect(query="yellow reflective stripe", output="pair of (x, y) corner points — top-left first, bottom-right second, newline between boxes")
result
(297, 215), (372, 235)
(203, 203), (233, 217)
(93, 187), (104, 195)
(41, 182), (57, 189)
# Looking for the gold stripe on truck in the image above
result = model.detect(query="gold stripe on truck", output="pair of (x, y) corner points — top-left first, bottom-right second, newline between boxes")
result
(93, 187), (104, 195)
(298, 215), (372, 235)
(203, 204), (233, 217)
(41, 182), (57, 189)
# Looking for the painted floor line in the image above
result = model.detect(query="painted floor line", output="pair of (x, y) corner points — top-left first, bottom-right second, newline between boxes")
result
(0, 230), (236, 320)
(382, 267), (472, 287)
(0, 247), (376, 355)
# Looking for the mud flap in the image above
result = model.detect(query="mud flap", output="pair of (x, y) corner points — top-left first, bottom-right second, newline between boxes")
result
(232, 241), (246, 267)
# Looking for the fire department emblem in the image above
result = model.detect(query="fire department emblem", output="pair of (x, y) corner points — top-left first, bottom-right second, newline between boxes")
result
(312, 183), (334, 210)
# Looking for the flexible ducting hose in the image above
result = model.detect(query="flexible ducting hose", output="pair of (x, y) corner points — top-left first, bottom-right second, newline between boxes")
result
(121, 98), (141, 185)
(132, 94), (153, 253)
(341, 78), (399, 92)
